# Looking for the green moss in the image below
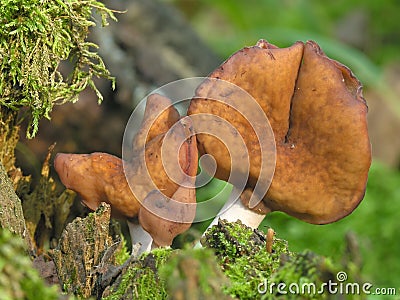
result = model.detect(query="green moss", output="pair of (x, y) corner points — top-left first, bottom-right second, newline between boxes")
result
(0, 0), (116, 137)
(261, 251), (326, 300)
(202, 219), (291, 299)
(201, 219), (275, 263)
(159, 247), (231, 299)
(79, 219), (362, 299)
(109, 267), (164, 299)
(201, 220), (352, 299)
(146, 248), (173, 268)
(0, 228), (59, 300)
(103, 248), (171, 300)
(104, 247), (231, 300)
(114, 234), (130, 266)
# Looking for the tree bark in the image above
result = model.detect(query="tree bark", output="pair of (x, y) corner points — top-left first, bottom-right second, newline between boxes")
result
(51, 203), (122, 298)
(0, 161), (34, 255)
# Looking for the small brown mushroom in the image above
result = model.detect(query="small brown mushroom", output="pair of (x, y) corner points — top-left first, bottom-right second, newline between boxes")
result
(136, 116), (198, 248)
(139, 182), (196, 247)
(54, 152), (140, 219)
(54, 93), (198, 254)
(132, 93), (181, 153)
(188, 39), (371, 229)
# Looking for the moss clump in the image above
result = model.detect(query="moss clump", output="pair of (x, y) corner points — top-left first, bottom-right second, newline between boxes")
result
(0, 0), (116, 137)
(104, 247), (232, 300)
(201, 219), (272, 262)
(0, 228), (59, 300)
(103, 248), (171, 300)
(159, 248), (232, 300)
(202, 219), (345, 299)
(263, 251), (334, 300)
(202, 219), (292, 299)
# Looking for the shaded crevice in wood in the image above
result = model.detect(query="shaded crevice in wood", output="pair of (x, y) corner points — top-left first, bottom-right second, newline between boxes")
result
(17, 145), (76, 253)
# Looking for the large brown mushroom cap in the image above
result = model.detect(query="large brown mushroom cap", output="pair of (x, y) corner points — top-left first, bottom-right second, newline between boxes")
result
(188, 39), (371, 224)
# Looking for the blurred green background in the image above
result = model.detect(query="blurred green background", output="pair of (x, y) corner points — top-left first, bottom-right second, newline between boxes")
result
(167, 0), (400, 294)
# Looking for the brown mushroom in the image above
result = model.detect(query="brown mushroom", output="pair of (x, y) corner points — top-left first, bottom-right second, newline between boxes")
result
(139, 182), (196, 247)
(54, 152), (140, 219)
(54, 93), (198, 254)
(136, 116), (198, 248)
(188, 39), (371, 229)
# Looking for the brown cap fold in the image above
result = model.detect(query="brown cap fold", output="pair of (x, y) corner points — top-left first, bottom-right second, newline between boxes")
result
(188, 39), (371, 224)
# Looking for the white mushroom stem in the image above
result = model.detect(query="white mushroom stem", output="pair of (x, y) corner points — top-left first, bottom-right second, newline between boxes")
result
(208, 194), (266, 228)
(127, 219), (154, 256)
(195, 187), (266, 248)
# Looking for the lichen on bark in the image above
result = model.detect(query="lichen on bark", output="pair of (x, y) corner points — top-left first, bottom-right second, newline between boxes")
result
(0, 160), (34, 254)
(51, 202), (123, 298)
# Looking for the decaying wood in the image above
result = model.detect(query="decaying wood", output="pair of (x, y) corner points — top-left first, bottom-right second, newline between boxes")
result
(51, 203), (122, 298)
(20, 145), (76, 252)
(0, 109), (19, 174)
(0, 161), (34, 255)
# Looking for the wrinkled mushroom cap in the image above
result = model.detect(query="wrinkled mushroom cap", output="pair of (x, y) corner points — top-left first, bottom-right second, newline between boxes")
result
(137, 116), (198, 247)
(54, 152), (140, 219)
(188, 39), (371, 224)
(139, 187), (196, 247)
(132, 93), (181, 152)
(126, 95), (198, 202)
(54, 93), (198, 233)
